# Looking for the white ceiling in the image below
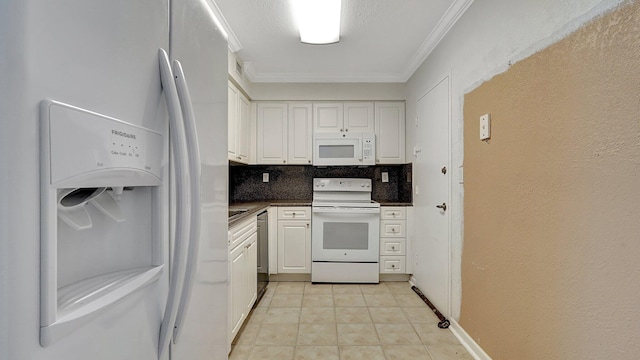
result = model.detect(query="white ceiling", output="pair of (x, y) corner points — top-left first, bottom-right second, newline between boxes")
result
(210, 0), (474, 83)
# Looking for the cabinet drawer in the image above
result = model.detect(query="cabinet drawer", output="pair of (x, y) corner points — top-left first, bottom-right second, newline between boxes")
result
(380, 219), (406, 237)
(380, 238), (405, 255)
(278, 207), (311, 220)
(229, 216), (257, 250)
(380, 256), (405, 273)
(381, 207), (406, 219)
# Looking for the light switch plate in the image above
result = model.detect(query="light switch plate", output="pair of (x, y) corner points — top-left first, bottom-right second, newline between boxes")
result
(262, 173), (269, 182)
(480, 113), (491, 140)
(381, 172), (389, 183)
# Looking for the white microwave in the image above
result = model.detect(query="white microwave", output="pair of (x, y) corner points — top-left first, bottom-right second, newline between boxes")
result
(313, 132), (375, 166)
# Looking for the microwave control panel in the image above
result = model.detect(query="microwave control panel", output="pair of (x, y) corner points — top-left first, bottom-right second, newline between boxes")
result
(362, 133), (375, 164)
(363, 138), (373, 161)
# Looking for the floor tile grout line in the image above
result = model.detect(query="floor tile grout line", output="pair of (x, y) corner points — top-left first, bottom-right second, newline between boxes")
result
(233, 281), (473, 359)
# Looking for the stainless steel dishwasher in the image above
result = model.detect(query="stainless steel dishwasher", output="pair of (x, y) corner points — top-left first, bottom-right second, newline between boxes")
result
(255, 210), (269, 304)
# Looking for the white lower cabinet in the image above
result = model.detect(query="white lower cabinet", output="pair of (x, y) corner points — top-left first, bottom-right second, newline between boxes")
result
(277, 207), (311, 273)
(380, 255), (406, 273)
(379, 206), (410, 274)
(228, 216), (257, 349)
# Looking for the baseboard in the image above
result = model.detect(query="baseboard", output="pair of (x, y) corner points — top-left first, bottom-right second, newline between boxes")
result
(449, 319), (492, 360)
(269, 273), (311, 282)
(379, 274), (411, 282)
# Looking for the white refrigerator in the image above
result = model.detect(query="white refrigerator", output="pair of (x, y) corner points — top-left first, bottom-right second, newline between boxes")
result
(0, 0), (228, 359)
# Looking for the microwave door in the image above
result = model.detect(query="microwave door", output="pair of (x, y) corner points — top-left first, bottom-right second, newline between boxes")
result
(314, 138), (361, 165)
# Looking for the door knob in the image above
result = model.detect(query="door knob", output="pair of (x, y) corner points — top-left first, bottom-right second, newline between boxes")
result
(436, 203), (447, 211)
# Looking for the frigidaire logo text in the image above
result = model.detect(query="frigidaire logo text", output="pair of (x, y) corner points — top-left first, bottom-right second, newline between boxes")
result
(112, 130), (136, 139)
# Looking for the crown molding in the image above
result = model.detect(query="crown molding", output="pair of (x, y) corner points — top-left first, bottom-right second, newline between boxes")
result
(206, 0), (243, 52)
(402, 0), (475, 81)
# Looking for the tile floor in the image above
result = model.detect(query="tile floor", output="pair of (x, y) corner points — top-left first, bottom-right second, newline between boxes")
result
(230, 281), (473, 360)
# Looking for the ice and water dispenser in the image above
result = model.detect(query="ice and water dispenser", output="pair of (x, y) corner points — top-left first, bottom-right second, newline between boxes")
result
(39, 100), (167, 346)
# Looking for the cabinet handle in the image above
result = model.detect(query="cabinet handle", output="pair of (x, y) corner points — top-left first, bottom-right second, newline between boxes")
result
(391, 246), (395, 250)
(283, 160), (286, 163)
(391, 264), (396, 268)
(306, 223), (309, 228)
(237, 156), (241, 160)
(340, 129), (344, 132)
(308, 160), (311, 164)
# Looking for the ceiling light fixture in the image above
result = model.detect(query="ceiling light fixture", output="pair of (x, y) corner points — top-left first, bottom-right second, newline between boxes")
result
(291, 0), (342, 45)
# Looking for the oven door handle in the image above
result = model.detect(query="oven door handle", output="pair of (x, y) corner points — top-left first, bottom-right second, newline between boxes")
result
(312, 207), (381, 214)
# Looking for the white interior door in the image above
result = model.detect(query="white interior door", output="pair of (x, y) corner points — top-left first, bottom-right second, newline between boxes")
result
(413, 76), (451, 315)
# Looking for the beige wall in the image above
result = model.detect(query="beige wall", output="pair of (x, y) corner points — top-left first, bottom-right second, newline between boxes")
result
(462, 2), (640, 359)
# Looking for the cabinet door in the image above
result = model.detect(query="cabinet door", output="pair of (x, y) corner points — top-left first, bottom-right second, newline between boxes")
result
(344, 102), (374, 132)
(257, 103), (288, 164)
(288, 103), (313, 164)
(227, 83), (239, 160)
(229, 243), (246, 338)
(237, 92), (251, 162)
(246, 233), (258, 313)
(277, 220), (311, 273)
(375, 102), (405, 164)
(313, 103), (343, 133)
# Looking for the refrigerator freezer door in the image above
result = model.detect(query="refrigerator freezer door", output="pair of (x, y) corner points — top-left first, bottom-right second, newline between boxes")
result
(168, 0), (229, 358)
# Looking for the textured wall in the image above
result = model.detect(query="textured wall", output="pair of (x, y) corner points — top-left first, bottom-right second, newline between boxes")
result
(462, 2), (640, 359)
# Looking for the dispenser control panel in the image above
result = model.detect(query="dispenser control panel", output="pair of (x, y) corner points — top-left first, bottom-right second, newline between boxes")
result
(44, 101), (164, 187)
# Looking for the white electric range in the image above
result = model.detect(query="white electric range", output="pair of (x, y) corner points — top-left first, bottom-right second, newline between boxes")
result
(311, 178), (380, 283)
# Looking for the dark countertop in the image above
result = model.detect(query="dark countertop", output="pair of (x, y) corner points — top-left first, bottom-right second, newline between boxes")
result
(228, 200), (411, 226)
(377, 202), (413, 207)
(228, 200), (312, 226)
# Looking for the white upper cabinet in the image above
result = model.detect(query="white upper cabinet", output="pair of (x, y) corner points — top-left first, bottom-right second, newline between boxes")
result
(237, 93), (251, 161)
(257, 102), (313, 165)
(287, 103), (313, 165)
(227, 83), (238, 160)
(254, 100), (405, 165)
(257, 103), (288, 164)
(228, 81), (251, 164)
(344, 102), (374, 133)
(313, 103), (343, 133)
(375, 102), (405, 164)
(313, 102), (374, 133)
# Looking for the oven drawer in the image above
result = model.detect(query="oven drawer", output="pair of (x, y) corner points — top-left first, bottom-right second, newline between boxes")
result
(380, 256), (406, 273)
(380, 238), (405, 255)
(380, 219), (406, 237)
(381, 207), (406, 219)
(278, 207), (311, 220)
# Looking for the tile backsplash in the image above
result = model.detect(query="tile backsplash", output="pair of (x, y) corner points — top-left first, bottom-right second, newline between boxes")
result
(229, 164), (412, 203)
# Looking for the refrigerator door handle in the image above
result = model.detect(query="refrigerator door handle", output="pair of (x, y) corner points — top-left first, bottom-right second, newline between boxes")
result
(157, 48), (191, 359)
(171, 59), (202, 344)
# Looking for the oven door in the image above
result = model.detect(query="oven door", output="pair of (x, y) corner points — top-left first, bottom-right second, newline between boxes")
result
(312, 206), (380, 262)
